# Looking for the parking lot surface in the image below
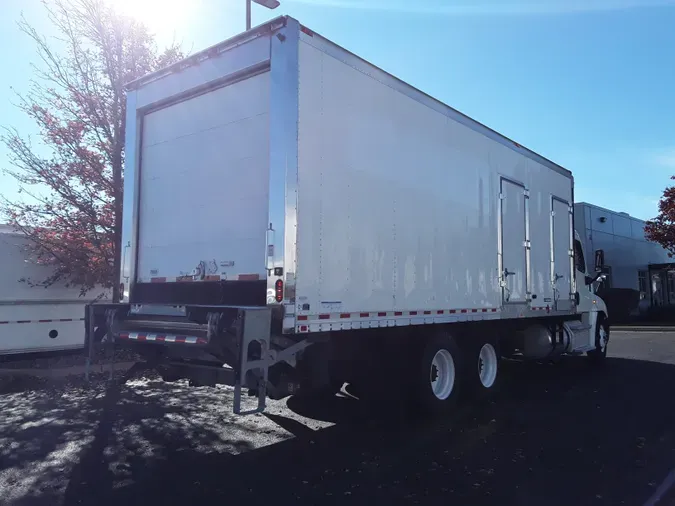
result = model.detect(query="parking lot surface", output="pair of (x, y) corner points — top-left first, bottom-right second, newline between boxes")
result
(1, 329), (675, 506)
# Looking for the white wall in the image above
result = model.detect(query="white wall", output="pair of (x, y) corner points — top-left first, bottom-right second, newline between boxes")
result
(573, 203), (669, 290)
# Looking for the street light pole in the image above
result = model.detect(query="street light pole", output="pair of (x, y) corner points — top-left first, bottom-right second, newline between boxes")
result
(246, 0), (280, 31)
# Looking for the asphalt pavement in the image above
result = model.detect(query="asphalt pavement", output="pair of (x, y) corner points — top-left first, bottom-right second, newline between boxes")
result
(1, 330), (675, 506)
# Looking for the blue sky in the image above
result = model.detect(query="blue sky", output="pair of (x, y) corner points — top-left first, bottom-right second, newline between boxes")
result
(2, 0), (675, 220)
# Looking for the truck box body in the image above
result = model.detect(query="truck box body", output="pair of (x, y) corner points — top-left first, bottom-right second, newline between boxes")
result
(121, 17), (575, 335)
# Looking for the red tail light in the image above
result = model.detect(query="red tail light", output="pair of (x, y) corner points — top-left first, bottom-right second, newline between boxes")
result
(275, 279), (283, 302)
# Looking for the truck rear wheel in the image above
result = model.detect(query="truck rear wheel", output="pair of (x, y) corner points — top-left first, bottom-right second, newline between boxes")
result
(415, 332), (461, 415)
(463, 337), (501, 398)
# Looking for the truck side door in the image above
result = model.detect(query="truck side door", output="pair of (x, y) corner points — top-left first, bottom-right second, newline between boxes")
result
(499, 178), (529, 305)
(551, 197), (574, 311)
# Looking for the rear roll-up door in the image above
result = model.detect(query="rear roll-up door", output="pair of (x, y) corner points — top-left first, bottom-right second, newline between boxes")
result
(136, 72), (271, 284)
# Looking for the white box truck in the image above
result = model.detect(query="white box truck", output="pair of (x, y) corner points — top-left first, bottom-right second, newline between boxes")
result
(87, 17), (609, 414)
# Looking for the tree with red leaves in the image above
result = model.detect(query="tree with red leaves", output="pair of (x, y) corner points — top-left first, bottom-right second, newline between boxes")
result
(646, 176), (675, 257)
(2, 0), (183, 299)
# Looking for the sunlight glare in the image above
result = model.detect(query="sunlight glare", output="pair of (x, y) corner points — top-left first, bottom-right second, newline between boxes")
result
(104, 0), (199, 36)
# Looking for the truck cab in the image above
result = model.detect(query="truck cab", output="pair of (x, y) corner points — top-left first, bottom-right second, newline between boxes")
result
(573, 230), (610, 358)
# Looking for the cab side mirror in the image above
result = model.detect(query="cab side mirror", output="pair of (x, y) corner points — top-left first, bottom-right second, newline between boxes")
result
(594, 249), (605, 273)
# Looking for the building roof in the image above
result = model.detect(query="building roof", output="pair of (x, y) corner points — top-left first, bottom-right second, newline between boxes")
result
(575, 202), (641, 223)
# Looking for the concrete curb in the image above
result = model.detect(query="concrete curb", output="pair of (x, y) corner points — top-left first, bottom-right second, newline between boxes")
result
(0, 361), (138, 379)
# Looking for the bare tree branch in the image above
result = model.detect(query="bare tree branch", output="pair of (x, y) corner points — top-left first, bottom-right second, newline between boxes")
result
(1, 0), (184, 297)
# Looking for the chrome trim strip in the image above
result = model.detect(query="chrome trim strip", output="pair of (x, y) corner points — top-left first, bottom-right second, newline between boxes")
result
(268, 19), (300, 321)
(121, 90), (141, 301)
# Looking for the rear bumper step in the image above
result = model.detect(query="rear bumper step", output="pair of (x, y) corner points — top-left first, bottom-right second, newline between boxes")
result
(86, 302), (309, 415)
(118, 332), (208, 345)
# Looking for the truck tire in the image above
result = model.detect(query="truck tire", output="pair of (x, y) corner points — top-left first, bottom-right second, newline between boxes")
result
(415, 332), (462, 415)
(587, 315), (609, 365)
(463, 337), (501, 398)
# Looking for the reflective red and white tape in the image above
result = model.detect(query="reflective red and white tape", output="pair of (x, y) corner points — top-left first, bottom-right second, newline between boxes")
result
(0, 318), (85, 325)
(295, 308), (503, 333)
(118, 332), (207, 345)
(296, 308), (499, 322)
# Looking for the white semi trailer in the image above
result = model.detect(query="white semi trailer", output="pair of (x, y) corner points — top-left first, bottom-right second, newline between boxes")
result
(87, 17), (609, 414)
(0, 225), (91, 356)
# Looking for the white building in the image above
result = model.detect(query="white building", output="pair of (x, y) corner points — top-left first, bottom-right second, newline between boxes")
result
(574, 202), (670, 308)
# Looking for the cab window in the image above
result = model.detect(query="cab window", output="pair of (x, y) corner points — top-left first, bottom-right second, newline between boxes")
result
(573, 240), (586, 274)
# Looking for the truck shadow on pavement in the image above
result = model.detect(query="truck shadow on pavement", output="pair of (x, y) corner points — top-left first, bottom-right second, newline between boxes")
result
(2, 356), (675, 506)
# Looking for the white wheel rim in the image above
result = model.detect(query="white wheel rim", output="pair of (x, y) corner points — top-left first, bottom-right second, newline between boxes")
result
(430, 349), (455, 400)
(478, 343), (498, 388)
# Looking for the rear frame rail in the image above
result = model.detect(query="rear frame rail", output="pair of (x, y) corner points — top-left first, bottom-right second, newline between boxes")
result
(85, 303), (311, 415)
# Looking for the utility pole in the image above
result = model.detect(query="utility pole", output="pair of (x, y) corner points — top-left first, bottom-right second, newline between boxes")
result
(246, 0), (280, 30)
